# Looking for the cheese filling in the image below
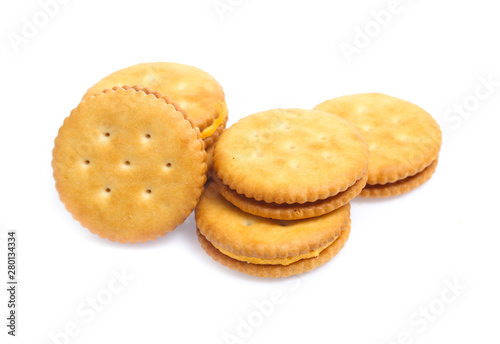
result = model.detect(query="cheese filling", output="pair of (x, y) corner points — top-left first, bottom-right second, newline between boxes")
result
(200, 101), (228, 140)
(214, 241), (333, 266)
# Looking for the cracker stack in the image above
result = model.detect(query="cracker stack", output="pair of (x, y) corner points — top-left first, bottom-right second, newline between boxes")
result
(54, 67), (442, 279)
(314, 93), (441, 197)
(195, 108), (370, 278)
(197, 94), (442, 277)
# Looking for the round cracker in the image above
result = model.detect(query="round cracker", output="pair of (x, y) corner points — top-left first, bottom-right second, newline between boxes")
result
(314, 93), (441, 185)
(214, 108), (369, 204)
(360, 159), (438, 198)
(82, 62), (226, 132)
(195, 184), (350, 259)
(213, 170), (367, 220)
(53, 86), (207, 243)
(197, 222), (351, 278)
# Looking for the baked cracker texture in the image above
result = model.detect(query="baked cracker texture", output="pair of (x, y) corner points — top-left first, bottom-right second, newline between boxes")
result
(52, 86), (207, 243)
(213, 108), (369, 206)
(314, 93), (441, 195)
(195, 186), (351, 277)
(82, 62), (227, 139)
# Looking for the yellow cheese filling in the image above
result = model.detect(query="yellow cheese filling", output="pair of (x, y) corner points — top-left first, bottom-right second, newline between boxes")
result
(200, 101), (228, 140)
(214, 241), (333, 266)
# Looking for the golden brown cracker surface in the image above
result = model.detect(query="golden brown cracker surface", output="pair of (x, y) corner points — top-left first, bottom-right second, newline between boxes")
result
(314, 93), (441, 185)
(197, 222), (351, 278)
(53, 86), (207, 243)
(82, 62), (226, 132)
(214, 108), (369, 204)
(195, 185), (350, 259)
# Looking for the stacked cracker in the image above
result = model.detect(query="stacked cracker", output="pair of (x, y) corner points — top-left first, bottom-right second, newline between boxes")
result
(314, 93), (442, 197)
(53, 67), (441, 279)
(196, 109), (369, 278)
(197, 94), (441, 278)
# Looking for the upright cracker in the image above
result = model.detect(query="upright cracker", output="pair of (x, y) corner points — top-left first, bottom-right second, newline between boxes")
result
(214, 109), (369, 204)
(314, 93), (441, 186)
(53, 86), (207, 243)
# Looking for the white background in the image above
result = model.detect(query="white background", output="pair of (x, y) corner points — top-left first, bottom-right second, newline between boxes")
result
(1, 0), (499, 343)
